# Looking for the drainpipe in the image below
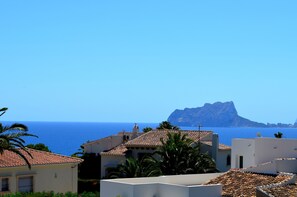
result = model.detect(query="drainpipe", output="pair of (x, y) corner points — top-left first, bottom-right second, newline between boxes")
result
(212, 133), (219, 166)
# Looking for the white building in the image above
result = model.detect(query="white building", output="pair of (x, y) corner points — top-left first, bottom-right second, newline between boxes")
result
(232, 137), (297, 170)
(83, 124), (141, 155)
(101, 137), (297, 197)
(0, 148), (82, 194)
(101, 173), (223, 197)
(100, 130), (231, 178)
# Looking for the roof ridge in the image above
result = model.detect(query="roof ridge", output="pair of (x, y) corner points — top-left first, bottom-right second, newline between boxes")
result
(24, 148), (82, 161)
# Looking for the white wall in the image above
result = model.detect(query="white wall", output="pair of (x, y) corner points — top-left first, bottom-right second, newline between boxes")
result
(100, 181), (134, 197)
(0, 163), (78, 194)
(217, 150), (231, 172)
(255, 138), (297, 165)
(84, 136), (123, 154)
(133, 183), (159, 197)
(189, 185), (222, 197)
(158, 183), (188, 197)
(231, 139), (256, 168)
(101, 155), (126, 178)
(100, 173), (223, 197)
(275, 159), (297, 173)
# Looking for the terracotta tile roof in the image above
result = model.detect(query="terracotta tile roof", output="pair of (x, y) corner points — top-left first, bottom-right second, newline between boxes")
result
(125, 130), (213, 148)
(101, 144), (127, 156)
(205, 170), (291, 197)
(201, 141), (231, 150)
(0, 148), (82, 168)
(262, 178), (297, 197)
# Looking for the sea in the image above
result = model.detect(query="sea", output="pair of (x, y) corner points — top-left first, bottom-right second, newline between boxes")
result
(3, 121), (297, 156)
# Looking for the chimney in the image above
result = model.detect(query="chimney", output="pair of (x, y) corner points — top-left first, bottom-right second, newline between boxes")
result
(212, 133), (219, 164)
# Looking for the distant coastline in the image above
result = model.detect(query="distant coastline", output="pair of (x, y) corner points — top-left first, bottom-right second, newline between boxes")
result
(168, 101), (297, 128)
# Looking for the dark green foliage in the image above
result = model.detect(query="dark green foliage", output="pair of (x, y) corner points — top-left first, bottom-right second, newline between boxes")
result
(105, 156), (161, 178)
(26, 143), (51, 152)
(157, 121), (179, 130)
(78, 179), (100, 194)
(0, 107), (37, 169)
(151, 132), (217, 175)
(0, 191), (99, 197)
(274, 132), (283, 138)
(78, 153), (101, 179)
(106, 132), (216, 178)
(142, 127), (153, 133)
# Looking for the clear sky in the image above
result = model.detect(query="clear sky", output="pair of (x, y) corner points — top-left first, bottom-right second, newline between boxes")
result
(1, 1), (296, 124)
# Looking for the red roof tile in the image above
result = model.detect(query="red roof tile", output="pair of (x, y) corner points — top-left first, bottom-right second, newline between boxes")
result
(205, 170), (291, 197)
(125, 130), (213, 148)
(0, 148), (82, 168)
(101, 144), (127, 156)
(201, 141), (231, 150)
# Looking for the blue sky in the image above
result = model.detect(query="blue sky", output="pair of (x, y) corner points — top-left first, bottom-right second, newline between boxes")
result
(1, 1), (296, 124)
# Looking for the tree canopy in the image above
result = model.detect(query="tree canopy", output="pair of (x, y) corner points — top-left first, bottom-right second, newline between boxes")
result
(274, 132), (283, 138)
(152, 132), (217, 175)
(157, 121), (179, 130)
(142, 127), (153, 133)
(0, 107), (37, 168)
(26, 143), (51, 152)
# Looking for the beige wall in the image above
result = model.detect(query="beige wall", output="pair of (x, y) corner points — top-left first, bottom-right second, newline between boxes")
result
(84, 136), (123, 154)
(0, 163), (78, 194)
(201, 143), (231, 172)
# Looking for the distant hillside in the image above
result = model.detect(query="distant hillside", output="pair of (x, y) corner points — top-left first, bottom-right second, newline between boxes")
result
(167, 101), (267, 127)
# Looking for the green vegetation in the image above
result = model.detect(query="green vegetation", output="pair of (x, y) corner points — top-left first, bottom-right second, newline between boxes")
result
(0, 191), (99, 197)
(0, 107), (37, 169)
(142, 127), (153, 133)
(157, 121), (179, 130)
(105, 157), (161, 178)
(150, 131), (217, 175)
(26, 143), (51, 152)
(73, 151), (101, 193)
(274, 132), (283, 138)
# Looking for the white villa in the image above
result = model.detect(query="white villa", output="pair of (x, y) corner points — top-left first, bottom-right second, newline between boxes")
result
(0, 148), (82, 194)
(99, 129), (231, 178)
(82, 124), (142, 154)
(231, 137), (297, 173)
(101, 137), (297, 197)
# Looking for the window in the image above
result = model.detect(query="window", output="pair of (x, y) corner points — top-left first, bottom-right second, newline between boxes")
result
(239, 156), (243, 168)
(226, 155), (231, 166)
(1, 178), (9, 191)
(18, 176), (33, 193)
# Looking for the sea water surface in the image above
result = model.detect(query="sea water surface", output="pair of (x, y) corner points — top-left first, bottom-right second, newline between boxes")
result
(3, 121), (297, 156)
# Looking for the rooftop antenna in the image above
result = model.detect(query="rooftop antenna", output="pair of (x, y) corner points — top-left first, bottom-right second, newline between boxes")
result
(198, 124), (202, 151)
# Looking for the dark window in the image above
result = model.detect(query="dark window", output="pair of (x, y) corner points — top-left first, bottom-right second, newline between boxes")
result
(138, 153), (148, 160)
(239, 156), (243, 168)
(1, 178), (9, 191)
(125, 150), (132, 157)
(226, 155), (231, 166)
(18, 176), (33, 193)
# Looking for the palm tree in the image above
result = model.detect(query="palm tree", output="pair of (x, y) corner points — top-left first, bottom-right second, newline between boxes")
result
(142, 127), (153, 133)
(105, 156), (162, 178)
(0, 107), (37, 169)
(152, 132), (217, 175)
(274, 132), (283, 138)
(157, 121), (179, 130)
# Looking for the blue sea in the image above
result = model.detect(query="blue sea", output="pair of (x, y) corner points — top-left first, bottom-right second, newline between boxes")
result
(3, 121), (297, 156)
